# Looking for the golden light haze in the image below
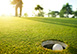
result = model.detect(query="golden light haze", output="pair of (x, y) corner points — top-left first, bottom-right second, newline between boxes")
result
(0, 0), (15, 16)
(0, 0), (77, 17)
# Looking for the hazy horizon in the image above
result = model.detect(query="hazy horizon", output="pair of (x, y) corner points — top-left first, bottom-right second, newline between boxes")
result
(0, 0), (77, 17)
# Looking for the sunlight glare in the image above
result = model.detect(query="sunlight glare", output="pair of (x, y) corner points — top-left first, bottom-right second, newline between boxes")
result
(0, 0), (15, 16)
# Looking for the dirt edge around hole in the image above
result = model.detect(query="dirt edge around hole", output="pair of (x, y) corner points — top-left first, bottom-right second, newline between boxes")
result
(42, 39), (68, 50)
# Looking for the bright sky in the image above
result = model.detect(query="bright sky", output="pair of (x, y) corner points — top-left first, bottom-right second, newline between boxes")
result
(0, 0), (77, 16)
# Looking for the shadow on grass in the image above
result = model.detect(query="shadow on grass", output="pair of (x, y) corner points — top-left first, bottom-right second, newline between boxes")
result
(68, 46), (77, 54)
(25, 18), (77, 28)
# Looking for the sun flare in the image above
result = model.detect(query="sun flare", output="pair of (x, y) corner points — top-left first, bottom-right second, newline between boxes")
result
(0, 0), (36, 16)
(0, 0), (15, 16)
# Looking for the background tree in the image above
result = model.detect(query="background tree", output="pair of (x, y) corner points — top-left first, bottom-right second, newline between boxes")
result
(60, 3), (73, 18)
(35, 5), (44, 17)
(11, 0), (19, 5)
(38, 12), (44, 17)
(48, 10), (52, 17)
(51, 11), (59, 17)
(60, 9), (64, 17)
(48, 10), (59, 17)
(74, 11), (77, 18)
(24, 13), (28, 17)
(51, 11), (56, 17)
(11, 0), (23, 17)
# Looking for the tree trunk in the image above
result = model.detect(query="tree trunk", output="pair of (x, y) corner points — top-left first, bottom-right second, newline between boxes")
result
(15, 1), (23, 17)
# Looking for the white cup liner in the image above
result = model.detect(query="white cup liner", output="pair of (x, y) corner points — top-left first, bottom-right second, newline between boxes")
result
(42, 40), (68, 50)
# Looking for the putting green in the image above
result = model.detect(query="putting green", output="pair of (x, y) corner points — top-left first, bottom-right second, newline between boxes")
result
(0, 17), (77, 54)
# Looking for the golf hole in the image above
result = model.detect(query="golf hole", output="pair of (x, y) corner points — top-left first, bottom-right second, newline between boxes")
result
(42, 40), (68, 50)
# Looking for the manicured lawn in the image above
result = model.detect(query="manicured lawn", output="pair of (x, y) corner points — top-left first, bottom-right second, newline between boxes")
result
(0, 17), (77, 54)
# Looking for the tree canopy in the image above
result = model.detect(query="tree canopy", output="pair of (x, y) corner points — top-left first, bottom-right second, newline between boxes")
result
(60, 3), (73, 17)
(35, 5), (43, 10)
(35, 5), (44, 17)
(11, 0), (20, 5)
(11, 0), (23, 16)
(74, 11), (77, 16)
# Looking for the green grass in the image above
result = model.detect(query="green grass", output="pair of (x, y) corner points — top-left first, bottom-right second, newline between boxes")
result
(0, 17), (77, 54)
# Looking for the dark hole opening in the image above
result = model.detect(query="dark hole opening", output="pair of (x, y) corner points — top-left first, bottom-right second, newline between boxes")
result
(42, 40), (67, 50)
(43, 44), (65, 50)
(63, 46), (65, 49)
(43, 44), (54, 49)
